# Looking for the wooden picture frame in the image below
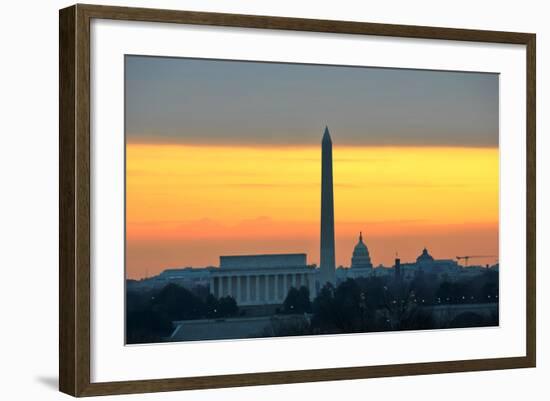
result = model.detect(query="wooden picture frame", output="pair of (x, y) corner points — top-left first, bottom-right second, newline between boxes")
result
(59, 3), (536, 397)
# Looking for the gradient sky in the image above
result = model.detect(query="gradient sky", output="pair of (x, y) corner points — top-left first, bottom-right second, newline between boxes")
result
(125, 55), (499, 279)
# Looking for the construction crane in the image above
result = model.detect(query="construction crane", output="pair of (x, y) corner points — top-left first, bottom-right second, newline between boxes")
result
(456, 255), (497, 267)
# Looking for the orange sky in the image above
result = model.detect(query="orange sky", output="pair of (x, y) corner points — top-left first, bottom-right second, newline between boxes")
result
(126, 144), (498, 279)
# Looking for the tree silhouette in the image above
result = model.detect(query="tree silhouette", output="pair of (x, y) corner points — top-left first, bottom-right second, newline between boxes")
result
(217, 296), (238, 317)
(282, 286), (312, 314)
(152, 283), (206, 321)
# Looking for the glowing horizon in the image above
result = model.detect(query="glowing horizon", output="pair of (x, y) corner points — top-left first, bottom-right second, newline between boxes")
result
(126, 143), (498, 279)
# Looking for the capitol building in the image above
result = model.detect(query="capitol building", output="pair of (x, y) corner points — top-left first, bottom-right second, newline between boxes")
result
(351, 232), (374, 269)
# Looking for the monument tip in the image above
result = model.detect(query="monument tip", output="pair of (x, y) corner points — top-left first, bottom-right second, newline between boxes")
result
(322, 126), (331, 142)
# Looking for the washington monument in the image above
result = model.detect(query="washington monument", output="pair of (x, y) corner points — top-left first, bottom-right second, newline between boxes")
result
(320, 126), (336, 285)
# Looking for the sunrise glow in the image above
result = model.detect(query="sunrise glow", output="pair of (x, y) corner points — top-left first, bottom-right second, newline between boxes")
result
(126, 143), (498, 278)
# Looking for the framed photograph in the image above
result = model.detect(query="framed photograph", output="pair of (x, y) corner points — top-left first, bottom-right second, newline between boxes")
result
(59, 4), (536, 397)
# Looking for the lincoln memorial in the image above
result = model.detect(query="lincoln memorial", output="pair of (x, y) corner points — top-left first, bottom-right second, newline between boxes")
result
(210, 254), (316, 306)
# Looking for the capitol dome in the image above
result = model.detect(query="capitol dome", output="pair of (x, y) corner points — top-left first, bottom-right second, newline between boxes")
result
(351, 232), (373, 269)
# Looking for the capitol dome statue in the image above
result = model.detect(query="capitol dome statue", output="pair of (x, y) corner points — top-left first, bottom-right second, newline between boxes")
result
(351, 232), (373, 269)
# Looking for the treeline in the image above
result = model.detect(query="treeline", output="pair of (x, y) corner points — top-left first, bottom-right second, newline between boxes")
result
(127, 283), (238, 344)
(407, 269), (499, 305)
(126, 270), (499, 343)
(270, 270), (499, 337)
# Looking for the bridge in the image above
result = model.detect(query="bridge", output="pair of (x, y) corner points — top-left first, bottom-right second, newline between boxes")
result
(422, 303), (498, 327)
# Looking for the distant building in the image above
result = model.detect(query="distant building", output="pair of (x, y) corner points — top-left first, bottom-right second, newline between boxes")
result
(220, 254), (306, 269)
(210, 253), (316, 306)
(400, 247), (461, 281)
(127, 267), (214, 290)
(351, 232), (373, 269)
(416, 247), (435, 265)
(338, 232), (375, 280)
(337, 246), (493, 283)
(394, 257), (401, 281)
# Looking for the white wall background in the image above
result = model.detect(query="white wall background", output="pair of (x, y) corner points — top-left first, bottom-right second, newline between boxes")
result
(0, 0), (546, 399)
